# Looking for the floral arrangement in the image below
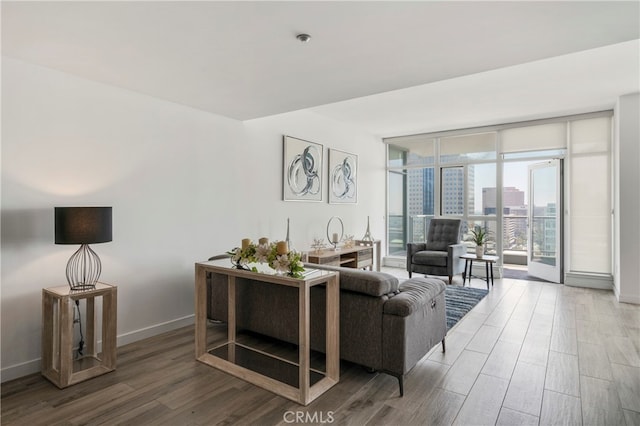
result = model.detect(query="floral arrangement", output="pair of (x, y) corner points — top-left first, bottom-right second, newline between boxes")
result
(228, 241), (305, 278)
(228, 244), (257, 268)
(268, 249), (305, 277)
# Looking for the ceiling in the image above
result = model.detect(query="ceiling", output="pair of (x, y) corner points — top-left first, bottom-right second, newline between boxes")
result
(2, 1), (639, 137)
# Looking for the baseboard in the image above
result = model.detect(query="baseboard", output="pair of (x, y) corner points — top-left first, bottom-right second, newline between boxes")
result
(0, 314), (195, 383)
(614, 286), (640, 304)
(617, 293), (640, 304)
(116, 314), (194, 347)
(469, 264), (503, 279)
(564, 272), (613, 290)
(0, 358), (41, 384)
(383, 256), (406, 268)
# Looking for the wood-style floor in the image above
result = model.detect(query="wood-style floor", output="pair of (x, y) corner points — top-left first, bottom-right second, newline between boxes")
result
(2, 270), (640, 425)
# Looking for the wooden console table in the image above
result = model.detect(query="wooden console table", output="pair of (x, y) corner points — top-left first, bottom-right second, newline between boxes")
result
(307, 245), (373, 270)
(195, 260), (339, 405)
(41, 283), (117, 388)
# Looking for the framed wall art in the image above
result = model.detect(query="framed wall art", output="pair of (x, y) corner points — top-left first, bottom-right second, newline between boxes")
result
(283, 135), (323, 202)
(328, 149), (357, 204)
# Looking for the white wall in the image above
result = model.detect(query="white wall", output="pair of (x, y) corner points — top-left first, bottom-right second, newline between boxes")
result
(614, 92), (640, 304)
(0, 57), (385, 381)
(243, 111), (386, 247)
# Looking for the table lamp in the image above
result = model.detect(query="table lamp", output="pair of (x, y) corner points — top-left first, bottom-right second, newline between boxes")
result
(55, 207), (112, 290)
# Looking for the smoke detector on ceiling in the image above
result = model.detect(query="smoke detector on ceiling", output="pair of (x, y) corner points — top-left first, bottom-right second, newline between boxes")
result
(296, 34), (311, 43)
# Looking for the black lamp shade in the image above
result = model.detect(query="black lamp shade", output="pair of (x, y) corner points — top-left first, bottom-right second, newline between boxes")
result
(55, 207), (112, 245)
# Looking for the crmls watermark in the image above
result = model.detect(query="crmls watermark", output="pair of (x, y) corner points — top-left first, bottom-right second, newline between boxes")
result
(283, 410), (335, 424)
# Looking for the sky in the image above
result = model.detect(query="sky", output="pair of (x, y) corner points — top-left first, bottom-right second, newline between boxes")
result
(475, 160), (553, 209)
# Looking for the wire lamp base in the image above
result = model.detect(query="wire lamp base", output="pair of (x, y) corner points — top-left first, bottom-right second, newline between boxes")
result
(66, 244), (101, 290)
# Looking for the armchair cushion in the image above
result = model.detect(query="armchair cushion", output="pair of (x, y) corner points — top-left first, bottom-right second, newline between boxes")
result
(407, 242), (426, 255)
(412, 250), (448, 267)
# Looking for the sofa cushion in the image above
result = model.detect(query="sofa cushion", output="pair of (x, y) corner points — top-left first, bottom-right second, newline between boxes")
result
(412, 250), (448, 267)
(304, 263), (399, 296)
(383, 277), (446, 317)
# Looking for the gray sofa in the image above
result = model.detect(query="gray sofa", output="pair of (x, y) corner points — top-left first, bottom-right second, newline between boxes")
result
(206, 263), (447, 396)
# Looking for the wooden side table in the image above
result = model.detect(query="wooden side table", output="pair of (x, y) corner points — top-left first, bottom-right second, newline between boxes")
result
(355, 239), (381, 271)
(41, 283), (117, 388)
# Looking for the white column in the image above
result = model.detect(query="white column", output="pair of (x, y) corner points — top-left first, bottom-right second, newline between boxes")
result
(614, 93), (640, 304)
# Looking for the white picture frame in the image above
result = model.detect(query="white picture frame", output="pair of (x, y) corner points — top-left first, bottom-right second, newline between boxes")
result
(328, 149), (357, 204)
(283, 135), (323, 202)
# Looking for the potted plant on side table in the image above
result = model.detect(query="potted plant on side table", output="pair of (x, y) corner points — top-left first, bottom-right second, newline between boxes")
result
(470, 225), (490, 258)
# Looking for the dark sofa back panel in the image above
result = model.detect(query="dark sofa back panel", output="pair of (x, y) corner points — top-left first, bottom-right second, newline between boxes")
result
(207, 272), (229, 321)
(207, 271), (388, 370)
(209, 273), (300, 343)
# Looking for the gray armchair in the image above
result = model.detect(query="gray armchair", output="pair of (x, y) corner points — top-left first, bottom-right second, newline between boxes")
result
(407, 218), (466, 284)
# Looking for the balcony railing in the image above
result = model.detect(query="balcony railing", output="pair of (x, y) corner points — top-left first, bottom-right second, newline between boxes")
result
(409, 215), (432, 243)
(503, 215), (528, 253)
(388, 214), (406, 256)
(388, 214), (548, 265)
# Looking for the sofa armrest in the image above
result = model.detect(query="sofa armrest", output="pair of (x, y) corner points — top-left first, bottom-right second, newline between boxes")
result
(447, 243), (467, 275)
(383, 277), (446, 317)
(382, 277), (447, 376)
(448, 243), (466, 257)
(406, 242), (427, 270)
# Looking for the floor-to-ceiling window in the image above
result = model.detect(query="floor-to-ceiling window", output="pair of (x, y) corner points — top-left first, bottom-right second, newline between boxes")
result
(385, 112), (613, 287)
(387, 143), (405, 255)
(386, 136), (434, 256)
(386, 131), (498, 256)
(439, 132), (498, 254)
(566, 116), (612, 283)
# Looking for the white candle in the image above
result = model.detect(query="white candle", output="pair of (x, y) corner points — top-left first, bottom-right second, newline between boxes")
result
(332, 233), (339, 243)
(258, 237), (269, 245)
(241, 238), (251, 250)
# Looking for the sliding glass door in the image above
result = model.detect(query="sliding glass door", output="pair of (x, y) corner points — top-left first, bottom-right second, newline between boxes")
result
(528, 160), (562, 283)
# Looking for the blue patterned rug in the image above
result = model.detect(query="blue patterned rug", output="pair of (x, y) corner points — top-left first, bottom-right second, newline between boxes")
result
(445, 286), (489, 330)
